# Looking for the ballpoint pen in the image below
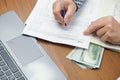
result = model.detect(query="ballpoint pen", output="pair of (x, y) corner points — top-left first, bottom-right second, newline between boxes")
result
(60, 0), (67, 26)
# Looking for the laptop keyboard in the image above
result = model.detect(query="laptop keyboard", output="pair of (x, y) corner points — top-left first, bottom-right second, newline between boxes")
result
(0, 40), (27, 80)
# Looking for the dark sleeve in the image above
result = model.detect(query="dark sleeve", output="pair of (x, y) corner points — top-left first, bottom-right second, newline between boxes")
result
(73, 0), (85, 11)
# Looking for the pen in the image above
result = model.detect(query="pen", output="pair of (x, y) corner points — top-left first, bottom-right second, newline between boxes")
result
(60, 0), (67, 26)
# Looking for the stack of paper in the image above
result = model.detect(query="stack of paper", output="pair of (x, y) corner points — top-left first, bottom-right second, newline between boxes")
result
(23, 0), (120, 52)
(23, 0), (100, 49)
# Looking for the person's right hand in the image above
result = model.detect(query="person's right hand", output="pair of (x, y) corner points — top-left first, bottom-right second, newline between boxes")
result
(52, 0), (77, 24)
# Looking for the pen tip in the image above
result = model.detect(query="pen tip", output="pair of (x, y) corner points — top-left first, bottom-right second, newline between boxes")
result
(65, 23), (67, 26)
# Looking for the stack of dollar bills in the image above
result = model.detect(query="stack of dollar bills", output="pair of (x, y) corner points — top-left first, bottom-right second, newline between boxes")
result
(66, 43), (104, 69)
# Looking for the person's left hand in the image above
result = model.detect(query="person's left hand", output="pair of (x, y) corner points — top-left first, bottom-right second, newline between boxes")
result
(84, 16), (120, 45)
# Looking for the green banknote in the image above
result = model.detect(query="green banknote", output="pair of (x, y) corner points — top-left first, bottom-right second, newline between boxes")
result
(66, 43), (104, 69)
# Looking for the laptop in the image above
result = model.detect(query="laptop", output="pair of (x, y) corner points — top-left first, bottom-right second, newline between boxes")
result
(0, 11), (66, 80)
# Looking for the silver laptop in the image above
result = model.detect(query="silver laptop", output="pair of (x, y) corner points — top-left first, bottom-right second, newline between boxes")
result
(0, 11), (66, 80)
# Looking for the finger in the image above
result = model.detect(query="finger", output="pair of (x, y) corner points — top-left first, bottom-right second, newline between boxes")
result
(101, 30), (120, 44)
(84, 17), (109, 35)
(101, 31), (110, 42)
(96, 24), (112, 37)
(64, 4), (76, 23)
(55, 14), (64, 23)
(52, 2), (64, 23)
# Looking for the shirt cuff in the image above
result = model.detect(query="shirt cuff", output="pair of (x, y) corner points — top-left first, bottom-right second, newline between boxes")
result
(73, 0), (85, 11)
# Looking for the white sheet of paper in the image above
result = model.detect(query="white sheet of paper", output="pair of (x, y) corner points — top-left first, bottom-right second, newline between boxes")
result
(23, 0), (99, 49)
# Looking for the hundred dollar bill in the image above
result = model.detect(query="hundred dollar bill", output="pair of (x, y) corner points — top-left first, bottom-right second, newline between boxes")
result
(66, 48), (87, 69)
(66, 43), (104, 69)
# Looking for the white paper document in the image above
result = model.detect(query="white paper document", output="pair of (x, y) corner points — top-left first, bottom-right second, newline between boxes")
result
(23, 0), (99, 49)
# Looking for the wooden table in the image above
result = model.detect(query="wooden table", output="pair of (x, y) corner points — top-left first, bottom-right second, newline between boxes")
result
(1, 0), (120, 80)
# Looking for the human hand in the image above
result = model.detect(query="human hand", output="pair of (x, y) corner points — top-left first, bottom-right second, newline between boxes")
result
(84, 16), (120, 45)
(52, 0), (77, 24)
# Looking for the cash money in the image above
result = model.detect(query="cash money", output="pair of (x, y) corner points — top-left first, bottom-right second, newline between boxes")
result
(66, 43), (104, 69)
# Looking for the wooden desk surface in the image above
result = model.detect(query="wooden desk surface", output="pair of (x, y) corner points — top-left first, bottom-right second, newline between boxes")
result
(0, 0), (120, 80)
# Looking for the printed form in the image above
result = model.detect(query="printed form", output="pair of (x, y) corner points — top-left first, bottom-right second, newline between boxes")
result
(23, 0), (99, 49)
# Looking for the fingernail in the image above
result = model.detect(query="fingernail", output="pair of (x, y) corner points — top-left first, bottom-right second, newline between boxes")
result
(83, 29), (89, 35)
